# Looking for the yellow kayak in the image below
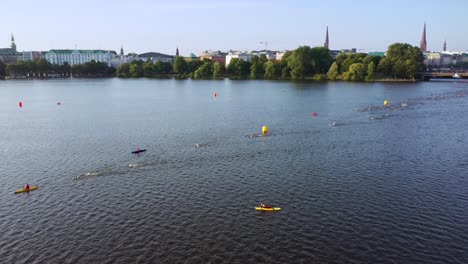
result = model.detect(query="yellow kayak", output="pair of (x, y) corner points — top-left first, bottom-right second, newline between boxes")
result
(255, 207), (281, 211)
(14, 186), (39, 194)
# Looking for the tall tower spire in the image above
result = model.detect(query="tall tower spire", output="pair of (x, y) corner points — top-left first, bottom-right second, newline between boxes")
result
(11, 33), (16, 51)
(324, 26), (329, 50)
(443, 40), (446, 52)
(420, 22), (427, 52)
(176, 46), (179, 57)
(120, 46), (124, 56)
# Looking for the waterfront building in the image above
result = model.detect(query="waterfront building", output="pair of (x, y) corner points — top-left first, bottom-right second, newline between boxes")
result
(138, 52), (175, 63)
(188, 53), (199, 60)
(258, 50), (277, 60)
(225, 51), (257, 67)
(328, 50), (341, 58)
(275, 51), (287, 60)
(461, 53), (468, 63)
(423, 52), (459, 68)
(22, 51), (41, 61)
(0, 34), (21, 64)
(368, 52), (386, 57)
(45, 49), (114, 66)
(199, 50), (227, 65)
(420, 22), (427, 52)
(340, 48), (357, 54)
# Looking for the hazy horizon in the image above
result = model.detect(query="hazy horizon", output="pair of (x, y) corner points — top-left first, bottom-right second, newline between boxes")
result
(2, 0), (468, 55)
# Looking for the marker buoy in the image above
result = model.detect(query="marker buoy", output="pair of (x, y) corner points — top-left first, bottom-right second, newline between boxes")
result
(312, 112), (318, 117)
(262, 126), (268, 135)
(19, 101), (23, 108)
(384, 100), (388, 106)
(57, 102), (61, 105)
(214, 92), (218, 97)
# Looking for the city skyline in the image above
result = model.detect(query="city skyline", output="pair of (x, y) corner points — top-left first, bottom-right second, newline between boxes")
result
(2, 0), (468, 55)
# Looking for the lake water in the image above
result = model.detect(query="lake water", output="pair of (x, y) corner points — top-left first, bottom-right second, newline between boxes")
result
(1, 78), (467, 263)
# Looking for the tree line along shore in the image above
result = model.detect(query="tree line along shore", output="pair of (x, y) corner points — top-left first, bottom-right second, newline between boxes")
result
(1, 43), (425, 82)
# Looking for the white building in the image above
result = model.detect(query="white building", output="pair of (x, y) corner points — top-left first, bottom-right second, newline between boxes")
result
(225, 52), (257, 67)
(276, 51), (288, 60)
(45, 49), (113, 66)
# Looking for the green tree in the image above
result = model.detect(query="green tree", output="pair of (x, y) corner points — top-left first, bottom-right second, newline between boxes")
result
(193, 61), (213, 79)
(366, 61), (375, 81)
(116, 63), (130, 78)
(343, 63), (366, 81)
(227, 58), (250, 77)
(287, 46), (314, 79)
(392, 60), (407, 78)
(212, 62), (223, 79)
(251, 54), (267, 79)
(264, 61), (282, 80)
(187, 60), (203, 73)
(385, 43), (424, 78)
(340, 53), (367, 74)
(173, 56), (188, 74)
(6, 64), (17, 78)
(405, 59), (418, 79)
(377, 57), (392, 76)
(310, 46), (333, 74)
(129, 62), (143, 78)
(36, 59), (51, 78)
(327, 62), (339, 80)
(0, 60), (6, 79)
(143, 61), (154, 77)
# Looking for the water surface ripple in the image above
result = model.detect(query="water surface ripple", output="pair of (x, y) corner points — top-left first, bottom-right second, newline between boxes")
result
(1, 79), (467, 263)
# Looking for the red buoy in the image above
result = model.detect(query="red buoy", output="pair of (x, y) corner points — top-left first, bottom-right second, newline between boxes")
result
(312, 112), (318, 117)
(19, 101), (23, 108)
(214, 92), (218, 97)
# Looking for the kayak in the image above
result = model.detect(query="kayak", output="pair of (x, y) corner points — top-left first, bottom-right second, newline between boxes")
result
(255, 207), (281, 211)
(131, 149), (146, 154)
(14, 186), (39, 194)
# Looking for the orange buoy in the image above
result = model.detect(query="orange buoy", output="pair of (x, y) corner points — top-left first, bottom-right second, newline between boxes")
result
(19, 101), (23, 108)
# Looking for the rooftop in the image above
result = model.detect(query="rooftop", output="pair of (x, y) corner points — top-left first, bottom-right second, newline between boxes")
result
(48, 49), (113, 54)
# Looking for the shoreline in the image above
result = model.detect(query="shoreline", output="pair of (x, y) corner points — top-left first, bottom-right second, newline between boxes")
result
(2, 76), (424, 82)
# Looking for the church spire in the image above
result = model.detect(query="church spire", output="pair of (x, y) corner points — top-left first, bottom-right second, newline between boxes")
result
(443, 39), (446, 52)
(11, 33), (16, 51)
(420, 22), (427, 52)
(176, 46), (179, 57)
(120, 46), (124, 56)
(324, 26), (329, 50)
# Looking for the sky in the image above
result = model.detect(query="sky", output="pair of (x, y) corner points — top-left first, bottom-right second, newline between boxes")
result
(1, 0), (468, 56)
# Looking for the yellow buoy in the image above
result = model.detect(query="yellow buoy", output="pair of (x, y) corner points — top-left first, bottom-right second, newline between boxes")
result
(262, 126), (268, 135)
(384, 100), (388, 106)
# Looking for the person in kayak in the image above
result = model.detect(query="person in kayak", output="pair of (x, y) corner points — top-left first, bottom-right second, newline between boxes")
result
(25, 183), (30, 191)
(260, 203), (272, 209)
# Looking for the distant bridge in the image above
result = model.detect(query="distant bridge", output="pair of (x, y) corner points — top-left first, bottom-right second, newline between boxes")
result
(419, 72), (468, 81)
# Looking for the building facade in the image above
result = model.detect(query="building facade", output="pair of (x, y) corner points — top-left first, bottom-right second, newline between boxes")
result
(0, 34), (21, 64)
(22, 51), (41, 61)
(138, 52), (174, 63)
(45, 49), (113, 65)
(225, 52), (260, 67)
(199, 50), (227, 65)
